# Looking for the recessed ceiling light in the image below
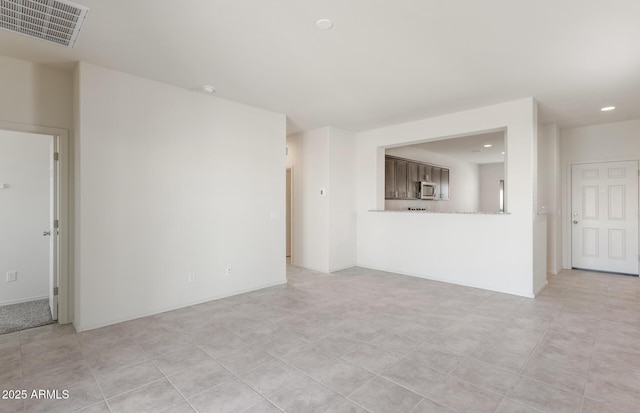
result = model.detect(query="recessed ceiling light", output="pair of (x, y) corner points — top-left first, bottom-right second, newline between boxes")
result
(483, 144), (493, 148)
(201, 85), (216, 94)
(501, 151), (505, 155)
(601, 106), (615, 111)
(316, 19), (334, 30)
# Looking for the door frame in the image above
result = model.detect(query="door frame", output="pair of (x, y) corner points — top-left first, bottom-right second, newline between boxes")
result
(0, 121), (70, 324)
(565, 158), (640, 272)
(286, 166), (294, 263)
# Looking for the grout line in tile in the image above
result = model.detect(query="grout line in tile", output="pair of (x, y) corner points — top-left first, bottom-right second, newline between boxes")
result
(341, 374), (378, 413)
(100, 375), (168, 406)
(213, 358), (287, 413)
(163, 369), (206, 413)
(382, 353), (508, 409)
(89, 367), (113, 413)
(499, 397), (547, 413)
(72, 401), (110, 413)
(242, 345), (376, 411)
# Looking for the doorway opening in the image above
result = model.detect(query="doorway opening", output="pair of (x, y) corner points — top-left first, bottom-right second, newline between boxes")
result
(0, 123), (69, 334)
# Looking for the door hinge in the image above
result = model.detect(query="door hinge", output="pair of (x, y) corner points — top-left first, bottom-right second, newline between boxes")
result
(54, 152), (59, 161)
(54, 219), (59, 229)
(53, 287), (58, 296)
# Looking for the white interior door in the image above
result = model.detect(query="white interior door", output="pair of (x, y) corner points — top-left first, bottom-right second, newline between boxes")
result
(49, 138), (58, 320)
(571, 161), (639, 275)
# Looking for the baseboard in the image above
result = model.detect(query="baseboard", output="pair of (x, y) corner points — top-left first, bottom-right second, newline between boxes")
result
(0, 295), (49, 307)
(292, 262), (329, 273)
(75, 279), (287, 332)
(534, 280), (549, 296)
(329, 264), (357, 273)
(356, 264), (536, 298)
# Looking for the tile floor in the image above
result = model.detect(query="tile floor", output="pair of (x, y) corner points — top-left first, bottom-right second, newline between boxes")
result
(1, 265), (640, 413)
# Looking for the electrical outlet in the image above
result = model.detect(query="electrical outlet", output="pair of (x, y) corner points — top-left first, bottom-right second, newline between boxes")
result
(226, 267), (232, 277)
(6, 271), (17, 282)
(187, 272), (196, 283)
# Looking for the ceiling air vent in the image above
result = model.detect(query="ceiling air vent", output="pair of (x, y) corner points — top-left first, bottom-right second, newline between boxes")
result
(0, 0), (89, 48)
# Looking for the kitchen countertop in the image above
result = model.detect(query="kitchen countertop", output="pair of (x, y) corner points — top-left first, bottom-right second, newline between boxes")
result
(369, 209), (510, 215)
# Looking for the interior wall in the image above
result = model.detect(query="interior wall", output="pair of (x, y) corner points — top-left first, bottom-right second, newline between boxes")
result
(0, 131), (51, 305)
(74, 62), (286, 331)
(356, 98), (540, 297)
(533, 214), (548, 294)
(328, 127), (357, 272)
(0, 55), (73, 129)
(385, 146), (479, 212)
(538, 123), (561, 274)
(560, 119), (640, 269)
(286, 126), (357, 273)
(478, 163), (505, 213)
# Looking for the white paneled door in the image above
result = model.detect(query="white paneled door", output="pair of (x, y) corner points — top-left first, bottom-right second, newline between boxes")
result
(571, 161), (639, 275)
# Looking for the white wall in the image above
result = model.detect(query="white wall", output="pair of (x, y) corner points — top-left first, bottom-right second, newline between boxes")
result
(356, 98), (540, 297)
(538, 123), (561, 274)
(385, 147), (479, 212)
(287, 126), (357, 273)
(0, 55), (73, 129)
(328, 128), (357, 272)
(0, 131), (51, 305)
(478, 163), (504, 213)
(560, 119), (640, 269)
(74, 62), (286, 331)
(533, 215), (548, 294)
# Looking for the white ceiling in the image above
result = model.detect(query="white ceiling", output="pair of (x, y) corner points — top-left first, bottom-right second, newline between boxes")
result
(404, 131), (506, 164)
(1, 1), (639, 135)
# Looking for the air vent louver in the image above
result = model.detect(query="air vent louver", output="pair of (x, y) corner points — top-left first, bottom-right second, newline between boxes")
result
(0, 0), (89, 48)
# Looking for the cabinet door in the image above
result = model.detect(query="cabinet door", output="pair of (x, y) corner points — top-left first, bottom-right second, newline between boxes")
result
(419, 164), (433, 182)
(440, 168), (450, 200)
(431, 167), (441, 198)
(407, 162), (419, 198)
(418, 164), (426, 182)
(385, 158), (396, 199)
(395, 160), (408, 198)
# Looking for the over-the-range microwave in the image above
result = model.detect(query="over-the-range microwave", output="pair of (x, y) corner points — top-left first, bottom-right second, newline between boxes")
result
(420, 181), (438, 200)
